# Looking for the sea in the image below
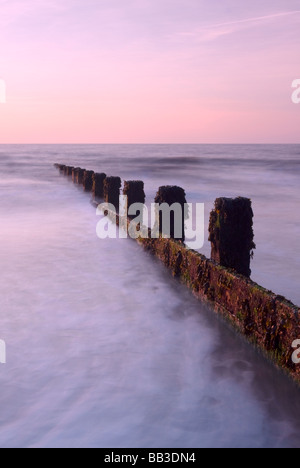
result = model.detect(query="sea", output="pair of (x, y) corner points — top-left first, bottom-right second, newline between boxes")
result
(0, 144), (299, 448)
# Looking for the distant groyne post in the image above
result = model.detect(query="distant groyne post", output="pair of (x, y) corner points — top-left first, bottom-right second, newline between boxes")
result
(123, 181), (146, 217)
(65, 166), (74, 177)
(83, 170), (95, 192)
(208, 197), (255, 277)
(72, 167), (81, 183)
(93, 173), (107, 199)
(154, 186), (187, 242)
(54, 164), (65, 173)
(76, 168), (85, 185)
(68, 166), (75, 176)
(104, 177), (122, 212)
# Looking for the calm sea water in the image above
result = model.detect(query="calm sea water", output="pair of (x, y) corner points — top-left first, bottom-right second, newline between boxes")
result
(0, 144), (300, 448)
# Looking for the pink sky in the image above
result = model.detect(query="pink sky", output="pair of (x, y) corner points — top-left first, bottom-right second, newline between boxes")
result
(0, 0), (299, 144)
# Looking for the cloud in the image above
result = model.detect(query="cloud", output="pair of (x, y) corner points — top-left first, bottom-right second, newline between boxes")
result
(175, 10), (300, 42)
(207, 10), (300, 29)
(0, 0), (67, 27)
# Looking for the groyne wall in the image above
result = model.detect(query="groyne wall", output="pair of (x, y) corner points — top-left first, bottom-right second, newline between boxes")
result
(54, 163), (300, 384)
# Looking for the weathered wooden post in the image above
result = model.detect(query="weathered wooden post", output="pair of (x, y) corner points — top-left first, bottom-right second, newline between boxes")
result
(154, 186), (187, 242)
(92, 173), (107, 199)
(208, 197), (255, 277)
(72, 167), (81, 183)
(123, 181), (145, 217)
(66, 166), (74, 176)
(75, 168), (85, 185)
(83, 170), (94, 192)
(104, 177), (122, 212)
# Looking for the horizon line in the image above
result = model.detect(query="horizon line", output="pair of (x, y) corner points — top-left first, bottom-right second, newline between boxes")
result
(0, 142), (299, 146)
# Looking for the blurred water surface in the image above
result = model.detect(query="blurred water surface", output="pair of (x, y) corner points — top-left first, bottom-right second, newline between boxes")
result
(0, 144), (299, 448)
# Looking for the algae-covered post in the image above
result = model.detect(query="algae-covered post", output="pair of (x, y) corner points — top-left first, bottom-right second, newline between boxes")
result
(154, 186), (187, 242)
(104, 177), (122, 212)
(83, 170), (94, 192)
(72, 167), (81, 183)
(76, 168), (85, 185)
(66, 166), (75, 176)
(208, 197), (255, 277)
(93, 173), (107, 199)
(123, 181), (146, 217)
(63, 165), (73, 176)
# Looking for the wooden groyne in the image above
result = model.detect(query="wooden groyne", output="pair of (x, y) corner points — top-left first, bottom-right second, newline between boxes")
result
(54, 163), (300, 384)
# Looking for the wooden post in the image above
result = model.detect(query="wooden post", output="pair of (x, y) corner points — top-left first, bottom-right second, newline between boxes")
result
(154, 186), (187, 242)
(92, 173), (107, 199)
(83, 170), (94, 192)
(75, 168), (85, 185)
(104, 177), (122, 212)
(72, 168), (80, 183)
(123, 180), (145, 217)
(66, 166), (74, 176)
(208, 197), (255, 277)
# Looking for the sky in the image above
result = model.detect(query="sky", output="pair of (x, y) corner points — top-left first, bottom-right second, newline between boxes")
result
(0, 0), (299, 143)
